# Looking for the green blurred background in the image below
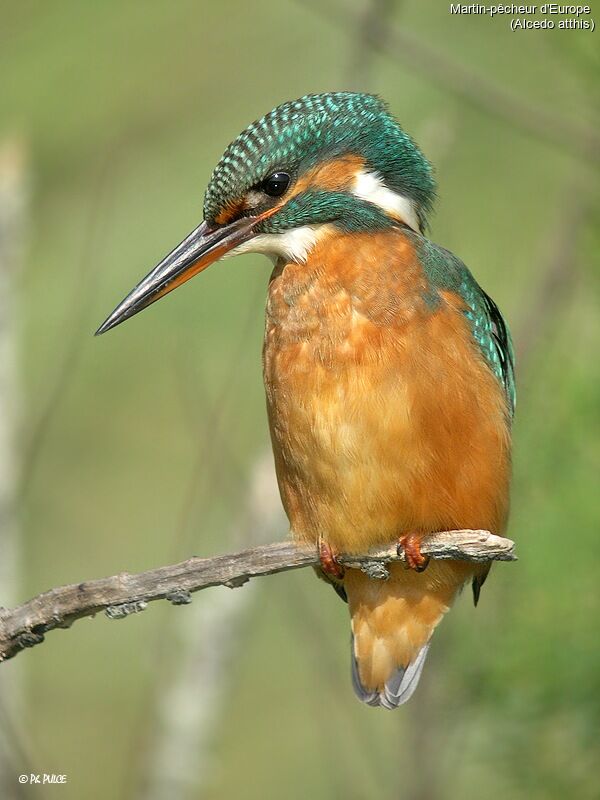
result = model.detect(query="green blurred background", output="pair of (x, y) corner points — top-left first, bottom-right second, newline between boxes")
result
(0, 1), (598, 798)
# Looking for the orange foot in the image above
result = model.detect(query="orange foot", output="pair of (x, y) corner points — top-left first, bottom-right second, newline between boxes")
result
(398, 532), (430, 573)
(318, 536), (345, 581)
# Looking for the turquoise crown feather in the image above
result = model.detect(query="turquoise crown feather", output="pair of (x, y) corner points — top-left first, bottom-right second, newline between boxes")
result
(203, 92), (436, 228)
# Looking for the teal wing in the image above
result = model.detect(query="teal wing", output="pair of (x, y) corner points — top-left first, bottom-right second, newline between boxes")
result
(415, 236), (516, 418)
(479, 288), (516, 418)
(412, 235), (515, 606)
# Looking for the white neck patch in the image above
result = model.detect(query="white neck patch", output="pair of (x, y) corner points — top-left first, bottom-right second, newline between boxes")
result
(228, 224), (332, 264)
(352, 169), (420, 232)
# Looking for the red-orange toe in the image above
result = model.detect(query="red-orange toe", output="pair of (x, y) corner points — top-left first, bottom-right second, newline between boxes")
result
(398, 532), (430, 572)
(319, 537), (345, 581)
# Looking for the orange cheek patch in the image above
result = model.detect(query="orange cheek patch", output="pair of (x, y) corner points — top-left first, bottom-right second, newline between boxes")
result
(290, 154), (366, 197)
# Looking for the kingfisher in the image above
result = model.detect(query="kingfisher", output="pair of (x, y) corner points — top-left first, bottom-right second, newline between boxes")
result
(97, 92), (515, 709)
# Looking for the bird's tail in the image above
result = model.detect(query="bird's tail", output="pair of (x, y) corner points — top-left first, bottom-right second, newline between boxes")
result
(345, 561), (473, 709)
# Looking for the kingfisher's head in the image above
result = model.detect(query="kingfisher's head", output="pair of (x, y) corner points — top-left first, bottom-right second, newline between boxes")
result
(96, 92), (435, 334)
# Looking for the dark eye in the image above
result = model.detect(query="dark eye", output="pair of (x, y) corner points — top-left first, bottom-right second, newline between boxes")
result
(261, 171), (290, 197)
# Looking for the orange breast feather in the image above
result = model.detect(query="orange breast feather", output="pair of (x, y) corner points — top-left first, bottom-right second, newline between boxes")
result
(263, 228), (511, 553)
(263, 228), (511, 695)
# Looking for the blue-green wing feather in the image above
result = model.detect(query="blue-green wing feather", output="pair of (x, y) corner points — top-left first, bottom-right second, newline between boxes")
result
(479, 288), (516, 417)
(414, 236), (516, 418)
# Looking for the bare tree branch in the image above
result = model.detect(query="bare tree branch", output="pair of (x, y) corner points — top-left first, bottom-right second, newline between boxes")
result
(0, 530), (515, 664)
(346, 0), (396, 91)
(300, 0), (600, 161)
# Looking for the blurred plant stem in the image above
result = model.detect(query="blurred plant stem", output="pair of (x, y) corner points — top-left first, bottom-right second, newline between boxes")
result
(16, 143), (117, 503)
(134, 452), (287, 800)
(515, 168), (596, 379)
(287, 578), (396, 798)
(346, 0), (397, 91)
(301, 0), (600, 160)
(0, 138), (35, 799)
(169, 278), (265, 557)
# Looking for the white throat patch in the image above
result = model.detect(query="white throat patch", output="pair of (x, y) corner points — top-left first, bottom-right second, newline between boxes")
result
(228, 224), (331, 264)
(352, 169), (420, 232)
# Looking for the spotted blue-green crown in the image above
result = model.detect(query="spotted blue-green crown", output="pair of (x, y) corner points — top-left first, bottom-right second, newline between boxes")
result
(203, 92), (436, 225)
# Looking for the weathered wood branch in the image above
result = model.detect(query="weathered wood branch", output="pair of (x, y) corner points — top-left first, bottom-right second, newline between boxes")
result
(0, 530), (515, 664)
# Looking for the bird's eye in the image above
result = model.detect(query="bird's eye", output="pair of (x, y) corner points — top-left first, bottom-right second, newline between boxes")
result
(261, 172), (290, 197)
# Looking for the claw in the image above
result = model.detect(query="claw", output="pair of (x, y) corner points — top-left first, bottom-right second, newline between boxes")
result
(318, 536), (345, 581)
(398, 532), (430, 572)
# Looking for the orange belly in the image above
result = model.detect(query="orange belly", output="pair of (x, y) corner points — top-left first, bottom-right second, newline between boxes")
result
(263, 230), (511, 555)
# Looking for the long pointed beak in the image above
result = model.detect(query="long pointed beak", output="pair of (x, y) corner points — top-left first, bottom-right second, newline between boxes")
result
(95, 216), (257, 335)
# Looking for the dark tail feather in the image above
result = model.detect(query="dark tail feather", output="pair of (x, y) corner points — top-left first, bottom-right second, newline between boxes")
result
(472, 565), (491, 607)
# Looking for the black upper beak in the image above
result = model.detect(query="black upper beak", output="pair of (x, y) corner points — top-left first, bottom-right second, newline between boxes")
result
(95, 216), (257, 336)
